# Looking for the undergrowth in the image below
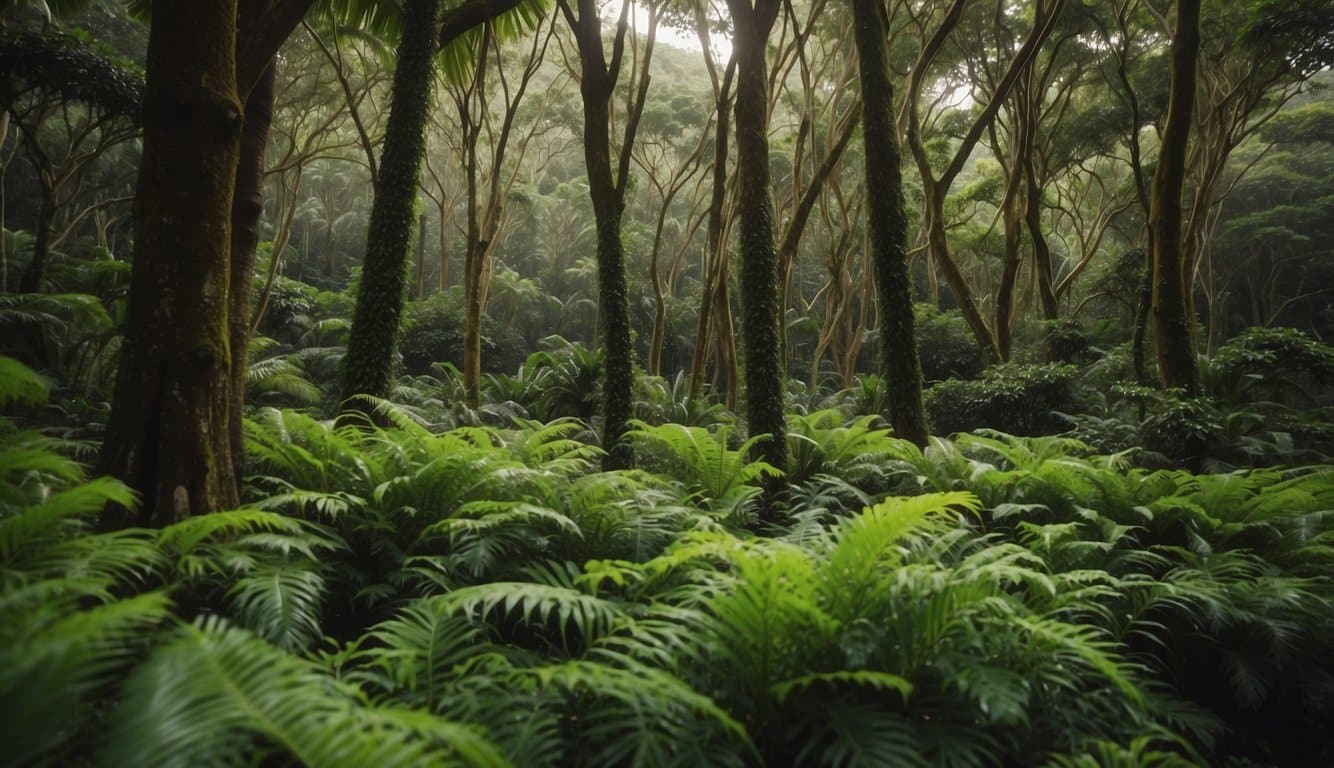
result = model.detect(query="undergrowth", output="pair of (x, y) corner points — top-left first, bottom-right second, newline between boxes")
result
(2, 356), (1332, 767)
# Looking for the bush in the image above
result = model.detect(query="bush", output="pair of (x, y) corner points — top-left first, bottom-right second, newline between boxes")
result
(925, 363), (1088, 436)
(398, 293), (467, 376)
(915, 304), (985, 383)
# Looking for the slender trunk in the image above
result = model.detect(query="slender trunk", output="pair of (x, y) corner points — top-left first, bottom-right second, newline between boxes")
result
(852, 0), (929, 447)
(18, 174), (54, 292)
(561, 0), (638, 470)
(226, 46), (276, 482)
(689, 59), (736, 399)
(100, 0), (244, 526)
(1150, 0), (1200, 395)
(729, 0), (788, 487)
(647, 200), (670, 377)
(995, 168), (1023, 360)
(0, 110), (8, 293)
(340, 0), (441, 408)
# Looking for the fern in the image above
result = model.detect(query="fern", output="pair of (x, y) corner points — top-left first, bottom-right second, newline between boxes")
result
(434, 581), (624, 654)
(99, 617), (509, 768)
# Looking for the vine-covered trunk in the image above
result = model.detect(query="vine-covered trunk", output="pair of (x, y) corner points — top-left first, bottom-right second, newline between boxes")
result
(1150, 0), (1201, 395)
(728, 0), (788, 486)
(340, 0), (441, 408)
(100, 0), (244, 526)
(851, 0), (929, 448)
(565, 0), (636, 470)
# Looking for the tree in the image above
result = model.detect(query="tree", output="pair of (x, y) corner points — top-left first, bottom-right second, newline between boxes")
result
(99, 0), (245, 526)
(904, 0), (1066, 363)
(726, 0), (787, 491)
(1149, 0), (1200, 394)
(447, 13), (559, 408)
(556, 0), (661, 469)
(850, 0), (929, 447)
(339, 0), (442, 409)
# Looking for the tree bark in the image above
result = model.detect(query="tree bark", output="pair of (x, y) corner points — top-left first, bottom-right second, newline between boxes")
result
(340, 0), (442, 408)
(851, 0), (930, 448)
(100, 0), (244, 527)
(226, 49), (276, 482)
(728, 0), (788, 487)
(559, 0), (646, 470)
(1150, 0), (1201, 394)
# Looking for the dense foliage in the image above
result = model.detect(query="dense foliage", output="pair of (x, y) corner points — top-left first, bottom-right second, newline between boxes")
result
(4, 0), (1334, 765)
(4, 354), (1333, 766)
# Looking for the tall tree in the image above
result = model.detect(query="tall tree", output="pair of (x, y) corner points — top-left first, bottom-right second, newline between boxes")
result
(726, 0), (788, 489)
(100, 0), (244, 526)
(1150, 0), (1200, 394)
(904, 0), (1065, 363)
(339, 0), (442, 408)
(850, 0), (929, 448)
(556, 0), (659, 469)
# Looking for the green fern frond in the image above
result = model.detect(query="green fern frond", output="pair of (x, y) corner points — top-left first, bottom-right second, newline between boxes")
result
(0, 355), (50, 407)
(2, 592), (173, 768)
(357, 604), (490, 706)
(1, 476), (135, 564)
(771, 669), (913, 705)
(227, 566), (327, 652)
(99, 617), (509, 768)
(435, 581), (623, 653)
(821, 492), (980, 623)
(527, 659), (754, 765)
(1015, 616), (1143, 706)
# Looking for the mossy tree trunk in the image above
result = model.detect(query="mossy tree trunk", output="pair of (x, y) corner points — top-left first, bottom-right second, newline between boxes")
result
(339, 0), (442, 409)
(851, 0), (930, 448)
(100, 0), (244, 526)
(726, 0), (788, 485)
(1150, 0), (1201, 395)
(557, 0), (658, 470)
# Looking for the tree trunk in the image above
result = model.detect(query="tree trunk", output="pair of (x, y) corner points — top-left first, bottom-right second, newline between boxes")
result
(226, 48), (276, 482)
(852, 0), (929, 448)
(1151, 0), (1201, 395)
(561, 0), (638, 470)
(18, 172), (54, 293)
(100, 0), (244, 527)
(689, 59), (736, 400)
(728, 0), (788, 487)
(340, 0), (441, 408)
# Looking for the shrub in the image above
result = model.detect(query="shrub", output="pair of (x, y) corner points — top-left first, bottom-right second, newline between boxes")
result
(925, 363), (1088, 436)
(915, 304), (985, 383)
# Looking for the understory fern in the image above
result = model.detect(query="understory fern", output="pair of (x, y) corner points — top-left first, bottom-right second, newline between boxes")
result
(4, 377), (1332, 766)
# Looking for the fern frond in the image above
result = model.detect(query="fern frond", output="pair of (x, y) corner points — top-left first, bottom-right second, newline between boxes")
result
(99, 617), (509, 768)
(227, 566), (327, 652)
(435, 582), (623, 653)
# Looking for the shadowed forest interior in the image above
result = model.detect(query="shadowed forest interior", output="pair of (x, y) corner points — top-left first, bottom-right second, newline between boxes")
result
(2, 0), (1333, 765)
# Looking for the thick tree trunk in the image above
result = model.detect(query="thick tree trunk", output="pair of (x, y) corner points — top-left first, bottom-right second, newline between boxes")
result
(728, 0), (788, 486)
(1150, 0), (1201, 395)
(227, 6), (277, 481)
(852, 0), (930, 448)
(340, 0), (441, 408)
(100, 0), (244, 527)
